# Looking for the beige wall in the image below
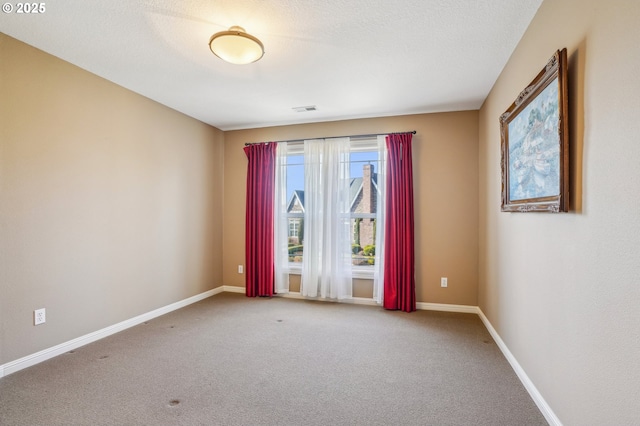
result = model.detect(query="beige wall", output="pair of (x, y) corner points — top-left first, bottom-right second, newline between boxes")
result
(478, 0), (640, 424)
(223, 112), (479, 306)
(0, 34), (224, 364)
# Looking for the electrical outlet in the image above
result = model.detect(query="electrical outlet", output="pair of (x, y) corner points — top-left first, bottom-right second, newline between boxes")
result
(238, 265), (244, 274)
(440, 277), (448, 288)
(34, 308), (46, 325)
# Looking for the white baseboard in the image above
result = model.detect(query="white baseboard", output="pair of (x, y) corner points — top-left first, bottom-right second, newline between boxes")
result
(416, 302), (480, 314)
(233, 286), (478, 314)
(221, 285), (245, 294)
(0, 288), (222, 379)
(477, 308), (562, 426)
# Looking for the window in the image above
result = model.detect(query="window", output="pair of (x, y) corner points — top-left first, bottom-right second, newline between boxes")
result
(284, 150), (305, 263)
(288, 220), (300, 238)
(280, 139), (381, 273)
(349, 149), (379, 268)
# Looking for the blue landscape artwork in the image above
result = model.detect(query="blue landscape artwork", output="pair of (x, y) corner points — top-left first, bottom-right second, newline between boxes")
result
(508, 78), (560, 201)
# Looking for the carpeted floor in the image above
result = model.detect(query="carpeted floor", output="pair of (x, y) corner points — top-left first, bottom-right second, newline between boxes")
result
(0, 293), (547, 425)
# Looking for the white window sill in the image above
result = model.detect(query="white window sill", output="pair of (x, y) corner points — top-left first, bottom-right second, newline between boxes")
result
(287, 265), (302, 275)
(285, 265), (374, 280)
(352, 267), (375, 280)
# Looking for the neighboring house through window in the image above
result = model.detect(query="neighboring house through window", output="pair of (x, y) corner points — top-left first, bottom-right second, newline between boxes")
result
(286, 189), (304, 263)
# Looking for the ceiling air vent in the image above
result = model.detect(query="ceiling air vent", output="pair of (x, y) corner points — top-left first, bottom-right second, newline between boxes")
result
(292, 105), (317, 112)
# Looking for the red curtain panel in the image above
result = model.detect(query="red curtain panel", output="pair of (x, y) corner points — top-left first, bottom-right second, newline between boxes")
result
(383, 133), (416, 312)
(244, 143), (277, 297)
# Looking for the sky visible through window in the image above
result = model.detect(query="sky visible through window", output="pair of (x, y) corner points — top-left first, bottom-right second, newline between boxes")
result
(286, 151), (379, 201)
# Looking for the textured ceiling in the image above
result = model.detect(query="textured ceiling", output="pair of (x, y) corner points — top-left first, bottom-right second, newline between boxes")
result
(0, 0), (542, 130)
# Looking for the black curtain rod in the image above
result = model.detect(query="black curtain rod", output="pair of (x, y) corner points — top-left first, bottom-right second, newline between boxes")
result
(243, 130), (416, 146)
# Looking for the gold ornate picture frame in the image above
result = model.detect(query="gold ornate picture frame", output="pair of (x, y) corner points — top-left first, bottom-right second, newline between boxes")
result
(500, 48), (569, 212)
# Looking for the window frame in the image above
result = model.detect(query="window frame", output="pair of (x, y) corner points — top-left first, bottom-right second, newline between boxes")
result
(283, 138), (380, 279)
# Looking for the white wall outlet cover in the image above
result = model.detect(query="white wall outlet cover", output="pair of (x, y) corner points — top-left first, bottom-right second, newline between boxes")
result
(34, 308), (46, 325)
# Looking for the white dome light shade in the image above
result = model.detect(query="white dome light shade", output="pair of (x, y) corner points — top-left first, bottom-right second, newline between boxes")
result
(209, 26), (264, 65)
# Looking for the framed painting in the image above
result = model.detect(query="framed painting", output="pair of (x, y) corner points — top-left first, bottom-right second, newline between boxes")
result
(500, 48), (569, 212)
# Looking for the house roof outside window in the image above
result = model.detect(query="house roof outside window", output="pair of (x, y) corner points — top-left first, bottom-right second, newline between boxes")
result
(287, 164), (377, 214)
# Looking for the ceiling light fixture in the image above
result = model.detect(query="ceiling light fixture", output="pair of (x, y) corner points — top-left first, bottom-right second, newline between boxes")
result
(208, 26), (264, 65)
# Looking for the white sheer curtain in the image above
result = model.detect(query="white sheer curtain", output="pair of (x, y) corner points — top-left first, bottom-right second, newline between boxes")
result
(301, 138), (353, 300)
(274, 142), (290, 294)
(373, 135), (387, 304)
